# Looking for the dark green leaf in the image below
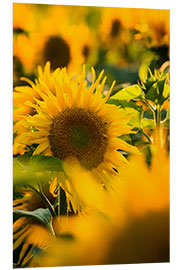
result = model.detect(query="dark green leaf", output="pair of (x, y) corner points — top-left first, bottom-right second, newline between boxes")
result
(13, 208), (52, 228)
(107, 99), (143, 112)
(145, 83), (157, 102)
(157, 78), (166, 95)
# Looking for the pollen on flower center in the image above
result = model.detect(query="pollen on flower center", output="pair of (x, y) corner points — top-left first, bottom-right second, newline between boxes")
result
(110, 19), (121, 37)
(48, 107), (108, 170)
(43, 36), (71, 70)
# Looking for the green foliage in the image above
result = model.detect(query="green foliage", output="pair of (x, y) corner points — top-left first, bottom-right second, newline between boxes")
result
(138, 51), (158, 81)
(13, 155), (63, 186)
(107, 63), (169, 143)
(29, 155), (63, 172)
(141, 118), (155, 129)
(13, 208), (52, 228)
(111, 84), (143, 100)
(107, 99), (142, 111)
(141, 68), (170, 106)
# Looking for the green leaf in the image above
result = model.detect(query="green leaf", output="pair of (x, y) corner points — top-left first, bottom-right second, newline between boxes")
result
(111, 84), (142, 100)
(30, 155), (63, 172)
(162, 83), (170, 99)
(145, 83), (157, 102)
(13, 155), (63, 186)
(138, 51), (157, 81)
(143, 68), (156, 90)
(118, 134), (132, 144)
(128, 109), (142, 129)
(145, 78), (169, 106)
(107, 99), (142, 111)
(142, 118), (155, 129)
(13, 208), (52, 228)
(157, 78), (167, 96)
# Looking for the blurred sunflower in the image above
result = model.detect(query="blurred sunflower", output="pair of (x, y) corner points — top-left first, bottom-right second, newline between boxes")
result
(15, 62), (139, 212)
(100, 7), (135, 47)
(27, 141), (169, 267)
(13, 3), (37, 34)
(133, 9), (170, 48)
(28, 215), (112, 267)
(118, 145), (169, 217)
(13, 3), (38, 80)
(66, 24), (98, 69)
(13, 5), (91, 76)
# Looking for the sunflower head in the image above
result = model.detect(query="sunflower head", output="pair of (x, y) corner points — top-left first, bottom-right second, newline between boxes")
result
(49, 107), (108, 170)
(15, 62), (139, 212)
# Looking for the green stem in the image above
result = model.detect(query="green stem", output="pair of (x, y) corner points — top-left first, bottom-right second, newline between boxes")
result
(141, 130), (152, 144)
(48, 220), (56, 236)
(28, 184), (57, 219)
(154, 104), (161, 127)
(141, 98), (155, 114)
(155, 104), (163, 148)
(58, 185), (60, 216)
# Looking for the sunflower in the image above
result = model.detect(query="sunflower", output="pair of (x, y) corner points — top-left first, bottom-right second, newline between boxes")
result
(28, 214), (112, 267)
(13, 81), (42, 155)
(29, 139), (169, 267)
(13, 3), (37, 34)
(15, 62), (139, 212)
(65, 23), (98, 69)
(100, 7), (135, 48)
(13, 5), (87, 76)
(13, 3), (38, 80)
(133, 9), (170, 47)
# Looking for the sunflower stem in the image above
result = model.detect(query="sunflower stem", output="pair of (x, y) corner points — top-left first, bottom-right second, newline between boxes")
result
(58, 185), (61, 216)
(28, 184), (57, 219)
(154, 104), (163, 148)
(141, 98), (155, 114)
(57, 186), (68, 216)
(141, 130), (152, 144)
(48, 220), (56, 236)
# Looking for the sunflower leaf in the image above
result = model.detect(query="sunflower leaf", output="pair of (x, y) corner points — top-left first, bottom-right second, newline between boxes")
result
(142, 118), (155, 129)
(111, 84), (143, 100)
(106, 99), (143, 111)
(30, 155), (63, 172)
(13, 208), (52, 228)
(13, 155), (64, 186)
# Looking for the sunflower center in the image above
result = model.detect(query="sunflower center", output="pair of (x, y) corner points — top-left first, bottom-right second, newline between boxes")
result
(110, 19), (121, 37)
(82, 45), (90, 59)
(69, 125), (91, 151)
(43, 36), (71, 70)
(48, 108), (108, 170)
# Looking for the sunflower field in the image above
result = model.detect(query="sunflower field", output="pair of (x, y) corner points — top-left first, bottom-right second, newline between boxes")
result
(13, 3), (170, 268)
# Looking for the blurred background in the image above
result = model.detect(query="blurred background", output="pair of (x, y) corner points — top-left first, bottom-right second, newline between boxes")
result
(13, 3), (169, 87)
